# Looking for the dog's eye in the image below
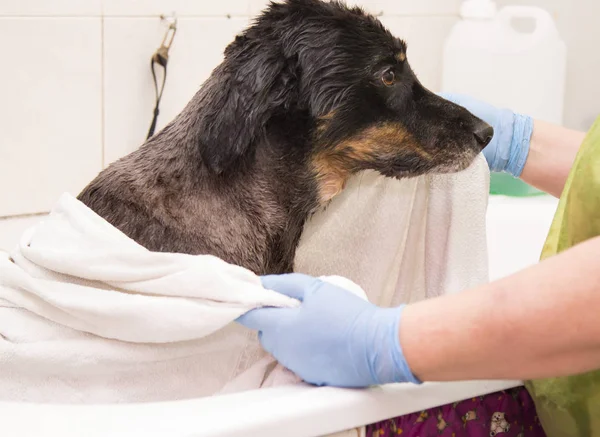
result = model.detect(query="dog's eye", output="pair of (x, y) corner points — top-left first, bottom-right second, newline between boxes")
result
(382, 69), (395, 87)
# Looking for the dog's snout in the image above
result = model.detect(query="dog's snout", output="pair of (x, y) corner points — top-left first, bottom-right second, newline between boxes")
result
(474, 123), (494, 149)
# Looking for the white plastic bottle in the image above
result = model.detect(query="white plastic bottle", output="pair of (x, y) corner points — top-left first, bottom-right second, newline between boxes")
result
(441, 0), (567, 125)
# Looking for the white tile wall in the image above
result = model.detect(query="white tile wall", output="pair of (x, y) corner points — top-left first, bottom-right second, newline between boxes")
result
(103, 17), (249, 164)
(0, 17), (102, 217)
(0, 216), (45, 252)
(249, 0), (271, 15)
(103, 0), (251, 17)
(0, 0), (464, 219)
(358, 0), (461, 16)
(249, 0), (461, 16)
(9, 0), (598, 221)
(0, 0), (101, 16)
(380, 16), (457, 91)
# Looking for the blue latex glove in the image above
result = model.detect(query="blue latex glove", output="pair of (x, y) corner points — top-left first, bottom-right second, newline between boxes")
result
(236, 273), (421, 388)
(440, 93), (534, 177)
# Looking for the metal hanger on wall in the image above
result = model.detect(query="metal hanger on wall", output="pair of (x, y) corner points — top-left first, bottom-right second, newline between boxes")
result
(147, 14), (177, 140)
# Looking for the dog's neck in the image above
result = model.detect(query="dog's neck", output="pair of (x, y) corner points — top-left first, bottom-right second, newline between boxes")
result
(128, 107), (323, 273)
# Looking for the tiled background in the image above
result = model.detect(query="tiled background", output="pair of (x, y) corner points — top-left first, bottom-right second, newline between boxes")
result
(0, 0), (598, 250)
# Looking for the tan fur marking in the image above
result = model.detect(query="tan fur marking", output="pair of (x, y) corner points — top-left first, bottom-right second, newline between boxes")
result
(395, 52), (406, 62)
(312, 122), (430, 203)
(316, 111), (336, 134)
(318, 111), (336, 120)
(312, 157), (348, 202)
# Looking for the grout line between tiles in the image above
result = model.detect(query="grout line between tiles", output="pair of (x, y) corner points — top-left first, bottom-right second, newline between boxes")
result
(0, 212), (48, 221)
(0, 14), (459, 19)
(100, 13), (106, 169)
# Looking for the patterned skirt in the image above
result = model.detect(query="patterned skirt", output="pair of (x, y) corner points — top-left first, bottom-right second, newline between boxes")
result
(366, 387), (546, 437)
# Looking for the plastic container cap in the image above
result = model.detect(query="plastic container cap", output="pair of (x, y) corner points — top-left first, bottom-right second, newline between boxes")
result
(460, 0), (497, 19)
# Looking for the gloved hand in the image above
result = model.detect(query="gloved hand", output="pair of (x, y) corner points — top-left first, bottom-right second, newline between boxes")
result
(236, 273), (421, 388)
(440, 93), (534, 177)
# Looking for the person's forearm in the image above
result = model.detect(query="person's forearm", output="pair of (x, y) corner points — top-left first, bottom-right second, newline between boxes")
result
(400, 236), (600, 382)
(520, 120), (586, 198)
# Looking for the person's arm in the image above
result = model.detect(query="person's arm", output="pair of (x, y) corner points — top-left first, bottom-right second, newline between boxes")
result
(520, 120), (586, 198)
(238, 237), (600, 388)
(402, 235), (600, 382)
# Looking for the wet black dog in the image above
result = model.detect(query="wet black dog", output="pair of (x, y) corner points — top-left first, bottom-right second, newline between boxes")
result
(79, 0), (492, 275)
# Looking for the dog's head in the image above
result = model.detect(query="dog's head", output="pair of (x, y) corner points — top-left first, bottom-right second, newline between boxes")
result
(196, 0), (492, 201)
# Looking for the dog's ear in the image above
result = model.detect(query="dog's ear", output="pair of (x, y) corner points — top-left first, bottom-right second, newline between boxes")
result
(195, 36), (299, 174)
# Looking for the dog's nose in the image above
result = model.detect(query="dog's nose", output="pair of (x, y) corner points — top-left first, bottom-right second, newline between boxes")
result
(474, 123), (494, 149)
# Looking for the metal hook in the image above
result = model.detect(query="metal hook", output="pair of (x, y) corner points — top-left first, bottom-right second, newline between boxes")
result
(152, 14), (177, 67)
(159, 14), (178, 52)
(147, 13), (177, 139)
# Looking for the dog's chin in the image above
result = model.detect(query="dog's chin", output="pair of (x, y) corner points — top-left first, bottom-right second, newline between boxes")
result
(382, 150), (481, 180)
(430, 150), (481, 175)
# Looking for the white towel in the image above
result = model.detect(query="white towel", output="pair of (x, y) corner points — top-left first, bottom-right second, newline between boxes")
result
(0, 154), (489, 405)
(296, 154), (489, 304)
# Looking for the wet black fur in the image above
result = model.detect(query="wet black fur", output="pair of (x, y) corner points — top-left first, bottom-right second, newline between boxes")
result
(78, 0), (491, 275)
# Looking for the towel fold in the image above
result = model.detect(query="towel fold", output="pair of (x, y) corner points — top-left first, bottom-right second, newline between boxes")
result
(2, 193), (300, 344)
(0, 154), (489, 405)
